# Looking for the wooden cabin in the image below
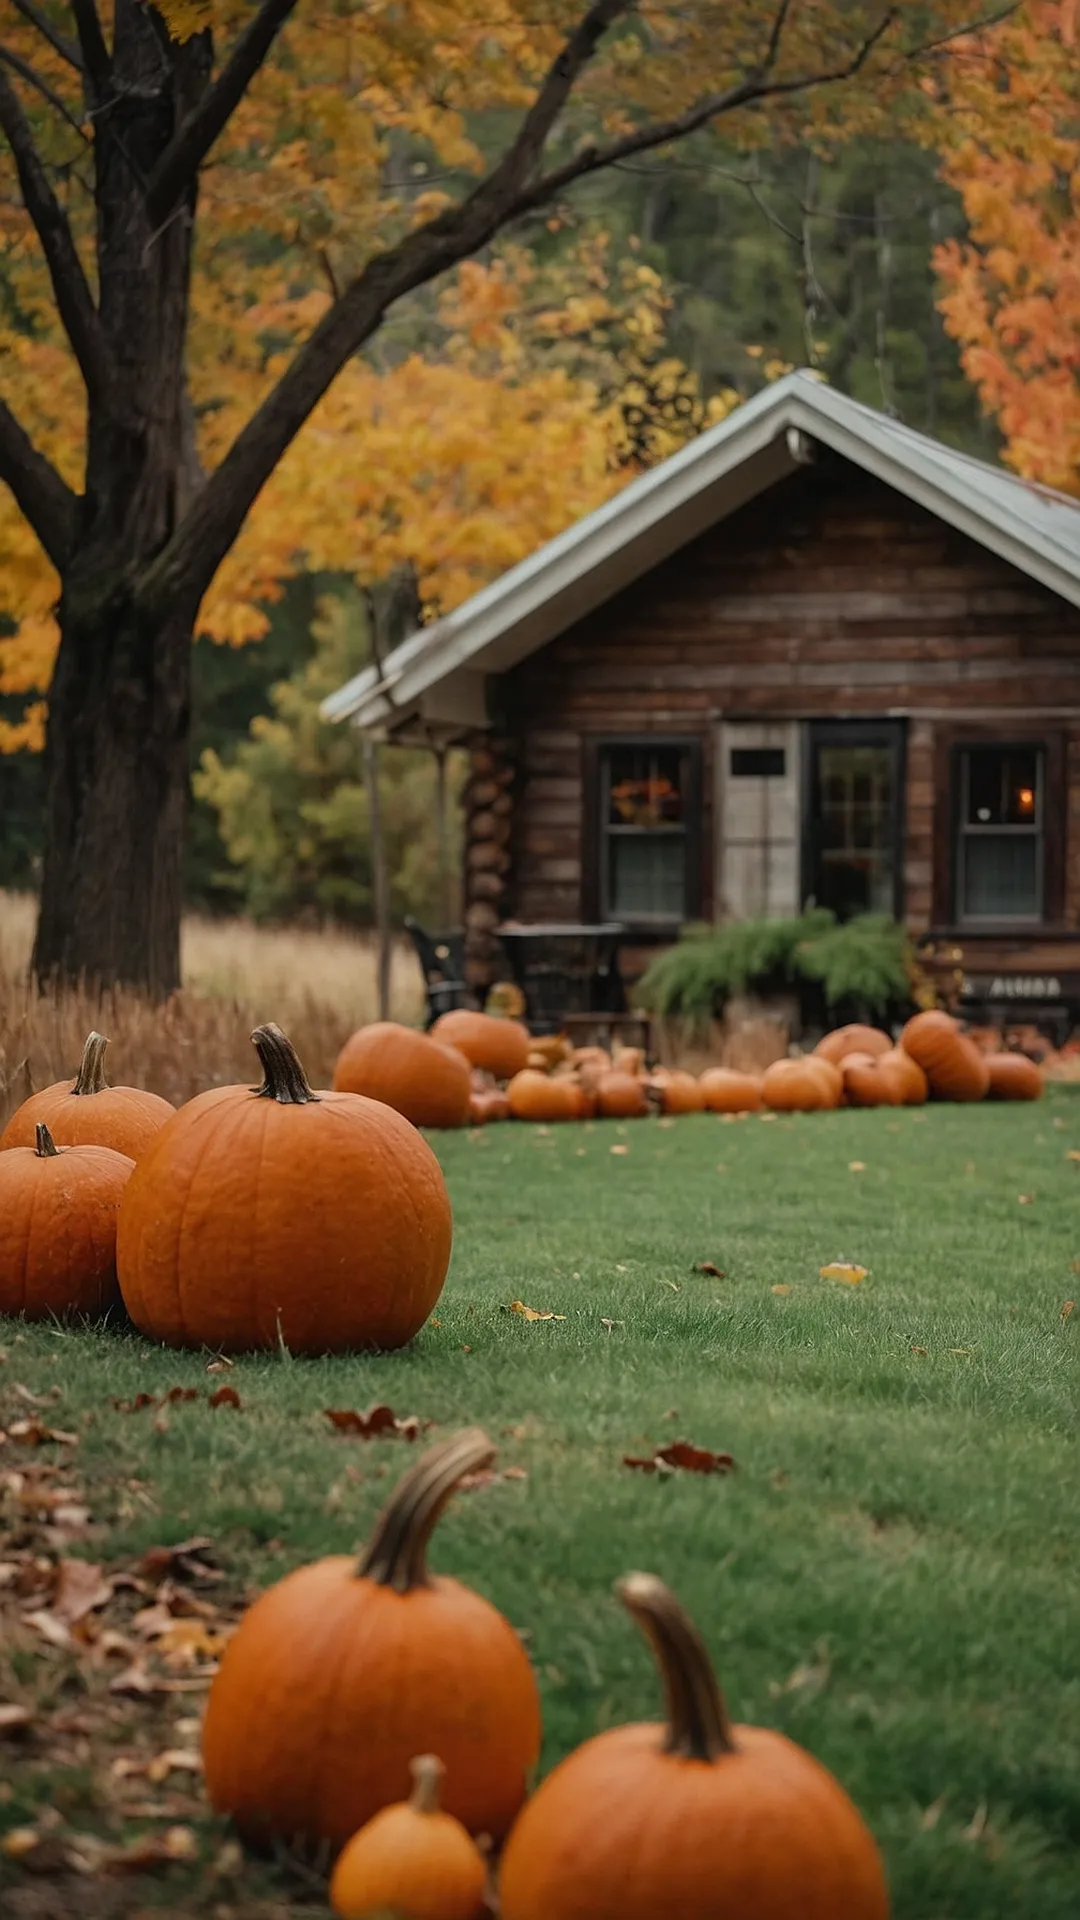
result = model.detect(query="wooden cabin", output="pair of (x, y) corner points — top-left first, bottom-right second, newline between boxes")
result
(324, 373), (1080, 1029)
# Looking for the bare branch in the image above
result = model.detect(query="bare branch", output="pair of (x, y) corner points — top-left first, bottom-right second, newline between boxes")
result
(145, 0), (301, 226)
(0, 64), (108, 398)
(0, 392), (78, 569)
(69, 0), (110, 99)
(0, 42), (89, 140)
(11, 0), (82, 72)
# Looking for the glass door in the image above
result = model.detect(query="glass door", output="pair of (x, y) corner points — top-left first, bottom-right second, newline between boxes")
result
(804, 722), (904, 920)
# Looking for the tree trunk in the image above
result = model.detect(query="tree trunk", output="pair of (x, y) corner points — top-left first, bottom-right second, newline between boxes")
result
(32, 591), (193, 996)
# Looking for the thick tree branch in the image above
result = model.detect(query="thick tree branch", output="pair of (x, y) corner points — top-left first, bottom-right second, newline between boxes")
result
(0, 64), (108, 398)
(12, 0), (82, 72)
(145, 0), (301, 225)
(0, 393), (78, 570)
(69, 0), (110, 98)
(0, 42), (89, 139)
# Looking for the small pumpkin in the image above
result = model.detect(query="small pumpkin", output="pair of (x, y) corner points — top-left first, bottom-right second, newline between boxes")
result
(117, 1025), (452, 1353)
(840, 1052), (905, 1109)
(814, 1024), (891, 1066)
(329, 1754), (488, 1920)
(468, 1089), (511, 1125)
(527, 1033), (573, 1069)
(877, 1047), (927, 1105)
(0, 1031), (174, 1162)
(985, 1052), (1044, 1101)
(333, 1022), (472, 1129)
(202, 1430), (542, 1853)
(431, 1010), (531, 1083)
(900, 1011), (990, 1103)
(507, 1069), (582, 1122)
(646, 1069), (705, 1115)
(498, 1573), (889, 1920)
(596, 1071), (649, 1119)
(0, 1124), (134, 1321)
(571, 1046), (612, 1076)
(763, 1058), (837, 1113)
(611, 1044), (645, 1077)
(698, 1068), (763, 1114)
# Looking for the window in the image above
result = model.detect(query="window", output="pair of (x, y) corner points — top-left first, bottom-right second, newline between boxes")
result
(956, 745), (1043, 922)
(595, 740), (699, 923)
(730, 746), (786, 779)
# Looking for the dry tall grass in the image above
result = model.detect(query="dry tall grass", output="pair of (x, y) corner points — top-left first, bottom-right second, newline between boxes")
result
(0, 892), (423, 1125)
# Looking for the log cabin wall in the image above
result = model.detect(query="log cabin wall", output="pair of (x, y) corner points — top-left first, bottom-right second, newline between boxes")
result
(494, 459), (1080, 966)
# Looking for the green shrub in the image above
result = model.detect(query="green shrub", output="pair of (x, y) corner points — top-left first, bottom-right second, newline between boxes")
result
(636, 910), (911, 1027)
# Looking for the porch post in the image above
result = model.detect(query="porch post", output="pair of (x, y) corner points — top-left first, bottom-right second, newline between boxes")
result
(434, 742), (452, 929)
(363, 734), (392, 1022)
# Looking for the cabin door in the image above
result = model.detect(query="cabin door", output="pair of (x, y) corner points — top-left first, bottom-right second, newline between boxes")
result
(803, 721), (905, 920)
(715, 721), (802, 920)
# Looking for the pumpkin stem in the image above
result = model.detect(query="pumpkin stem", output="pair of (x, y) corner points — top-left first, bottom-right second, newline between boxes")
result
(408, 1754), (445, 1816)
(250, 1024), (320, 1105)
(34, 1123), (61, 1158)
(71, 1031), (110, 1096)
(617, 1572), (736, 1763)
(358, 1429), (495, 1593)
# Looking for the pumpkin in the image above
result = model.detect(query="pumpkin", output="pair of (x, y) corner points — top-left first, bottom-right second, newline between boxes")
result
(985, 1052), (1044, 1101)
(527, 1033), (573, 1069)
(498, 1573), (889, 1920)
(814, 1024), (891, 1066)
(507, 1069), (582, 1122)
(597, 1071), (649, 1119)
(877, 1047), (927, 1106)
(571, 1046), (612, 1076)
(468, 1089), (511, 1125)
(762, 1058), (838, 1113)
(698, 1068), (763, 1114)
(0, 1124), (134, 1321)
(0, 1030), (174, 1162)
(900, 1011), (990, 1103)
(333, 1022), (472, 1129)
(611, 1045), (645, 1077)
(431, 1010), (531, 1083)
(116, 1024), (452, 1353)
(840, 1052), (905, 1109)
(329, 1754), (488, 1920)
(647, 1069), (705, 1115)
(202, 1430), (542, 1852)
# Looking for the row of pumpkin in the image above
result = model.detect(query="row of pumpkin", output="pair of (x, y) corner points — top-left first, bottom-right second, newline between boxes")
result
(203, 1426), (890, 1920)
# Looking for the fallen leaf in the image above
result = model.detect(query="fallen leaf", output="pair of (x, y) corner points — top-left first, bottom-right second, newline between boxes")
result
(624, 1441), (735, 1475)
(204, 1354), (234, 1373)
(657, 1115), (676, 1129)
(113, 1392), (158, 1414)
(207, 1386), (242, 1410)
(507, 1301), (566, 1323)
(820, 1262), (868, 1285)
(163, 1386), (200, 1404)
(137, 1537), (218, 1583)
(600, 1318), (624, 1333)
(771, 1283), (792, 1296)
(1062, 1300), (1075, 1320)
(911, 1344), (929, 1356)
(6, 1419), (78, 1447)
(502, 1465), (528, 1481)
(947, 1347), (974, 1357)
(146, 1747), (203, 1784)
(51, 1558), (113, 1626)
(847, 1161), (866, 1173)
(1066, 1150), (1080, 1162)
(1018, 1193), (1035, 1205)
(156, 1619), (233, 1665)
(324, 1404), (429, 1439)
(610, 1143), (629, 1155)
(769, 1640), (831, 1698)
(93, 1826), (199, 1874)
(962, 1802), (989, 1844)
(0, 1702), (34, 1735)
(694, 1261), (726, 1277)
(22, 1609), (79, 1652)
(920, 1793), (948, 1831)
(622, 1455), (661, 1473)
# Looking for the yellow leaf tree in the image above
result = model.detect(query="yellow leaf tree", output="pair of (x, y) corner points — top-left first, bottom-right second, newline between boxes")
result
(0, 0), (1005, 991)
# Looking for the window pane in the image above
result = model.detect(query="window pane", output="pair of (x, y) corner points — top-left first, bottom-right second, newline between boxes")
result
(965, 747), (1039, 827)
(609, 835), (686, 919)
(813, 744), (895, 917)
(961, 834), (1040, 918)
(607, 745), (685, 827)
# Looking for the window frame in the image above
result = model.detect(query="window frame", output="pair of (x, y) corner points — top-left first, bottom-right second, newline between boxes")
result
(801, 719), (907, 923)
(933, 727), (1066, 931)
(583, 734), (703, 929)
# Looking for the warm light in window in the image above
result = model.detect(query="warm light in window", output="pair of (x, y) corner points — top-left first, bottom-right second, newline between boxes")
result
(1017, 786), (1035, 815)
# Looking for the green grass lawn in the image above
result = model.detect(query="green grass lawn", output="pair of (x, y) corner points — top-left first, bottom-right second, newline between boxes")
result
(2, 1097), (1079, 1917)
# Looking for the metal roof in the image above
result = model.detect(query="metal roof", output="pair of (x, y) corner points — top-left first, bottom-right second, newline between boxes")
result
(322, 370), (1080, 738)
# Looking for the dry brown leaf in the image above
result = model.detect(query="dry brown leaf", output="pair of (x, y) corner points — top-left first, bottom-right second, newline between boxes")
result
(1066, 1150), (1080, 1163)
(155, 1619), (233, 1665)
(820, 1262), (869, 1285)
(624, 1441), (736, 1476)
(847, 1161), (867, 1173)
(137, 1536), (218, 1583)
(145, 1746), (203, 1784)
(0, 1702), (34, 1736)
(112, 1392), (158, 1414)
(609, 1143), (630, 1156)
(771, 1284), (792, 1296)
(90, 1826), (199, 1875)
(50, 1558), (113, 1626)
(507, 1301), (566, 1322)
(920, 1793), (948, 1831)
(6, 1418), (78, 1447)
(769, 1640), (831, 1699)
(207, 1385), (242, 1410)
(600, 1317), (624, 1333)
(911, 1344), (929, 1356)
(324, 1404), (428, 1440)
(22, 1609), (79, 1652)
(1018, 1193), (1035, 1205)
(694, 1261), (726, 1277)
(204, 1353), (234, 1373)
(1062, 1300), (1075, 1320)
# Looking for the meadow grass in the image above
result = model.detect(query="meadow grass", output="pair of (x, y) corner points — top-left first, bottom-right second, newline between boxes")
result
(2, 1095), (1079, 1915)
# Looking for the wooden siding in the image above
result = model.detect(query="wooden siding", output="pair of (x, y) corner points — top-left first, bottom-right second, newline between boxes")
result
(496, 459), (1080, 941)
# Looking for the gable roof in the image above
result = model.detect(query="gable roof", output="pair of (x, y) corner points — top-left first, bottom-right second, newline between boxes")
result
(322, 369), (1080, 739)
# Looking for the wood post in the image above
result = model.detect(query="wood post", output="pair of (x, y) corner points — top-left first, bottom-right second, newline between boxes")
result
(363, 734), (392, 1021)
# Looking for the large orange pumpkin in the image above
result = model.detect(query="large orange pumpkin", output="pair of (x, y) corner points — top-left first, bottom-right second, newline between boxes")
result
(498, 1573), (889, 1920)
(647, 1069), (705, 1115)
(202, 1430), (542, 1853)
(985, 1052), (1044, 1101)
(597, 1071), (649, 1119)
(329, 1754), (488, 1920)
(900, 1011), (990, 1103)
(116, 1025), (452, 1353)
(0, 1031), (174, 1162)
(840, 1052), (905, 1108)
(698, 1068), (763, 1114)
(332, 1022), (472, 1129)
(0, 1124), (134, 1321)
(506, 1069), (582, 1122)
(877, 1047), (928, 1106)
(763, 1058), (839, 1113)
(431, 1010), (531, 1083)
(814, 1024), (891, 1066)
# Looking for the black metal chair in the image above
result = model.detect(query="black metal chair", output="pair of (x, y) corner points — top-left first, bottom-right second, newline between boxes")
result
(497, 924), (632, 1037)
(403, 918), (472, 1027)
